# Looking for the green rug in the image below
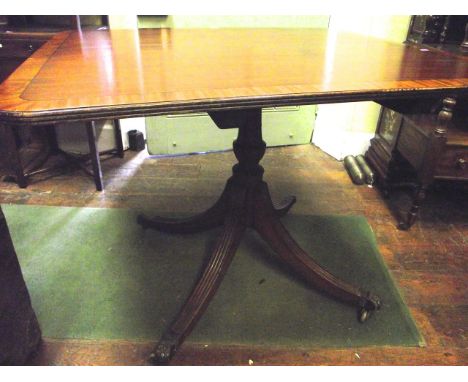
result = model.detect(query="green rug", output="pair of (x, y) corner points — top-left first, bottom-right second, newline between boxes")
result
(2, 204), (424, 348)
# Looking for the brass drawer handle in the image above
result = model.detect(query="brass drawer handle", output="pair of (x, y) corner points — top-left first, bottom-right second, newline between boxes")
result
(456, 158), (466, 170)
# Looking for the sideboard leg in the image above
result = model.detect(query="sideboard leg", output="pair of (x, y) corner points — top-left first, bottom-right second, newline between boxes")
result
(86, 121), (104, 191)
(398, 186), (427, 230)
(113, 119), (125, 159)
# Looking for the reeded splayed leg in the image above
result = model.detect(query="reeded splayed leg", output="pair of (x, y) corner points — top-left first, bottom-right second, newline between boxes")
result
(252, 181), (381, 321)
(273, 195), (297, 217)
(147, 214), (246, 365)
(221, 108), (380, 321)
(137, 183), (229, 234)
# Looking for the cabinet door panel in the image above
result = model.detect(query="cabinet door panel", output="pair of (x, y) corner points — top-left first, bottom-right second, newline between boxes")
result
(145, 106), (316, 155)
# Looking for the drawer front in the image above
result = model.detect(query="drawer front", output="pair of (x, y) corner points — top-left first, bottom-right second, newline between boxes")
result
(0, 39), (44, 58)
(436, 147), (468, 180)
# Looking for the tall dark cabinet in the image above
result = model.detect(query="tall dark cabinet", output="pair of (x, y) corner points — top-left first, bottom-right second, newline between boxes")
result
(366, 15), (468, 230)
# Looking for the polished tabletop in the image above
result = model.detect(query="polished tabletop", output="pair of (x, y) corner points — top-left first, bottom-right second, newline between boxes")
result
(1, 28), (468, 124)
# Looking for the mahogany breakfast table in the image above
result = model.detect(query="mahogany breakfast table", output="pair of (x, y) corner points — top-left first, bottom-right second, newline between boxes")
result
(1, 28), (468, 365)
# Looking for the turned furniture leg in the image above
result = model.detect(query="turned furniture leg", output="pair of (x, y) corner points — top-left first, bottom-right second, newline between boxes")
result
(86, 121), (104, 191)
(398, 185), (427, 230)
(113, 119), (125, 159)
(148, 214), (246, 365)
(393, 97), (453, 230)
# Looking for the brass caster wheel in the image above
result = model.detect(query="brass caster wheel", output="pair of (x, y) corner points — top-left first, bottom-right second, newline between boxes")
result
(358, 292), (381, 323)
(147, 340), (176, 366)
(359, 308), (372, 323)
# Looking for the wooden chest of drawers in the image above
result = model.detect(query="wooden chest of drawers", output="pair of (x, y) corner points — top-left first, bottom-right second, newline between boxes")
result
(366, 99), (468, 230)
(436, 146), (468, 179)
(398, 114), (468, 182)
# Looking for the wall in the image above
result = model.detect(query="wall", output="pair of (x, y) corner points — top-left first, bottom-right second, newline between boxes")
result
(312, 15), (411, 160)
(138, 15), (329, 29)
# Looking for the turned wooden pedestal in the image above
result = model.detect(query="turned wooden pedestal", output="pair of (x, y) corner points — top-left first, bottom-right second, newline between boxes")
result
(138, 109), (381, 365)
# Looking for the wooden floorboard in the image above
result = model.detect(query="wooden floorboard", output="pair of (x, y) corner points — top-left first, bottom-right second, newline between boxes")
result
(1, 144), (467, 366)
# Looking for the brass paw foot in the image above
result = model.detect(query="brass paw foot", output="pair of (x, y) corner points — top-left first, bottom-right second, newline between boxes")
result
(147, 340), (177, 366)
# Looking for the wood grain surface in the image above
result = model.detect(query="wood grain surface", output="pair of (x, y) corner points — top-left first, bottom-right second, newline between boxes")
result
(1, 28), (468, 124)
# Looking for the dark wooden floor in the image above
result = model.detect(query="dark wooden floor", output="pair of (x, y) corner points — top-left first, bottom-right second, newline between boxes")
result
(1, 143), (467, 366)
